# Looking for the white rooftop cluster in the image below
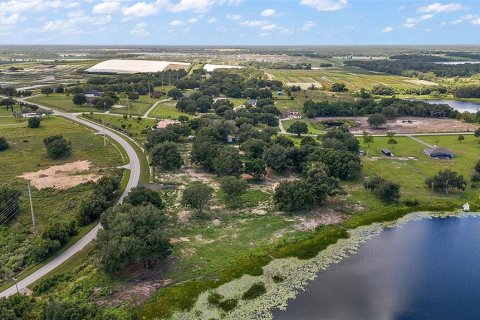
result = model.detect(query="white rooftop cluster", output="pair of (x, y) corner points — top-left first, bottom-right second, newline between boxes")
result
(86, 59), (191, 74)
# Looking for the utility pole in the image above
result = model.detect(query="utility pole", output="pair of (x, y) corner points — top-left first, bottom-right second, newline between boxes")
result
(13, 277), (19, 294)
(103, 102), (107, 148)
(27, 181), (35, 231)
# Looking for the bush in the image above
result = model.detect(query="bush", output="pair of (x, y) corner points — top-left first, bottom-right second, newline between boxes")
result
(33, 273), (71, 295)
(0, 137), (9, 151)
(181, 182), (213, 214)
(472, 172), (480, 182)
(31, 239), (61, 262)
(272, 275), (284, 283)
(0, 187), (22, 223)
(151, 142), (183, 171)
(124, 186), (164, 208)
(242, 282), (267, 300)
(43, 135), (71, 160)
(0, 295), (35, 319)
(94, 176), (120, 201)
(78, 196), (110, 225)
(42, 221), (77, 246)
(364, 176), (400, 203)
(28, 116), (41, 128)
(220, 176), (248, 206)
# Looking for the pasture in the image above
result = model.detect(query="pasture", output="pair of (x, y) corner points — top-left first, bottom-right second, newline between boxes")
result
(270, 66), (420, 91)
(359, 134), (479, 202)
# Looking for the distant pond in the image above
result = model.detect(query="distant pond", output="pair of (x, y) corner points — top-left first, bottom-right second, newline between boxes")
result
(274, 216), (480, 320)
(410, 99), (480, 113)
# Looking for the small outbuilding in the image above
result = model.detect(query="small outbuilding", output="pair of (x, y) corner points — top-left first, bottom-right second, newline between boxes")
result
(423, 147), (455, 159)
(381, 148), (393, 157)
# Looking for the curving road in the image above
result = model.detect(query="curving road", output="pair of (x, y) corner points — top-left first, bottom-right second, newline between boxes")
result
(0, 112), (141, 298)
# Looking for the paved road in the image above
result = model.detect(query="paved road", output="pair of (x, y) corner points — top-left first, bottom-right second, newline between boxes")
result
(0, 112), (141, 298)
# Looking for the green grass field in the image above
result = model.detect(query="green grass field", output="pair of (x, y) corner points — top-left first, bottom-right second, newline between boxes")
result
(148, 100), (189, 119)
(359, 135), (479, 201)
(111, 95), (155, 116)
(270, 66), (420, 91)
(26, 94), (98, 112)
(0, 116), (124, 281)
(282, 119), (324, 135)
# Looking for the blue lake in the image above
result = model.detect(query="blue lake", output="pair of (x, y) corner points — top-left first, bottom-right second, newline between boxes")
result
(274, 216), (480, 320)
(413, 99), (480, 113)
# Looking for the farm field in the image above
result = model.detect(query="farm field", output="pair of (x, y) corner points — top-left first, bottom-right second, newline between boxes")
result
(26, 94), (97, 112)
(148, 99), (189, 119)
(359, 134), (479, 202)
(270, 66), (420, 91)
(0, 116), (124, 282)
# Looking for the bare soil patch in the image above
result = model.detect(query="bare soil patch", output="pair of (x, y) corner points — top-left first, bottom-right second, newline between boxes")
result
(312, 116), (478, 134)
(18, 160), (102, 190)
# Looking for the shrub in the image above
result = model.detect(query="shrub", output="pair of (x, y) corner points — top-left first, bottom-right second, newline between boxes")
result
(78, 196), (110, 225)
(272, 275), (284, 283)
(242, 282), (267, 300)
(124, 186), (164, 208)
(43, 135), (71, 160)
(0, 137), (9, 151)
(28, 116), (41, 128)
(207, 292), (238, 312)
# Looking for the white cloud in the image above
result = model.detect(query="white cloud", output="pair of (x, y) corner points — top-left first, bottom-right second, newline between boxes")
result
(207, 17), (217, 23)
(93, 1), (121, 14)
(261, 9), (275, 17)
(472, 18), (480, 25)
(170, 19), (184, 26)
(226, 14), (241, 20)
(188, 17), (198, 23)
(299, 0), (348, 11)
(0, 13), (24, 25)
(123, 2), (158, 17)
(418, 2), (463, 13)
(158, 0), (242, 13)
(241, 20), (276, 31)
(301, 20), (315, 31)
(0, 0), (79, 13)
(404, 14), (434, 28)
(382, 26), (393, 33)
(130, 22), (150, 36)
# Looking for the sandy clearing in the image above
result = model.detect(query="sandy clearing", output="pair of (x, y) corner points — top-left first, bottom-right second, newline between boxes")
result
(404, 79), (438, 86)
(286, 82), (322, 90)
(18, 160), (102, 190)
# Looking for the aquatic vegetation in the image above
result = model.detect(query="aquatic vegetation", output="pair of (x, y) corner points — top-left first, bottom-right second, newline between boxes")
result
(170, 211), (480, 319)
(242, 282), (267, 300)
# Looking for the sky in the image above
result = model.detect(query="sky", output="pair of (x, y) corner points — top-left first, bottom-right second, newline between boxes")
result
(0, 0), (479, 45)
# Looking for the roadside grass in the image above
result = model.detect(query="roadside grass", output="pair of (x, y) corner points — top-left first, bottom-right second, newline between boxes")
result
(282, 118), (324, 135)
(26, 94), (98, 113)
(83, 113), (157, 143)
(0, 117), (22, 125)
(148, 100), (189, 119)
(0, 105), (21, 116)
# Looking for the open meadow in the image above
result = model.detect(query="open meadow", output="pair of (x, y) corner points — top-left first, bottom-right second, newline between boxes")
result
(270, 66), (420, 91)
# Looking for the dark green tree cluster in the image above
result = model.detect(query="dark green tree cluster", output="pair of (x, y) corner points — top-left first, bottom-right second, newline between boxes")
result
(364, 176), (401, 203)
(96, 203), (171, 274)
(425, 169), (467, 195)
(181, 182), (214, 214)
(43, 135), (71, 160)
(274, 163), (343, 212)
(28, 117), (41, 128)
(0, 136), (9, 151)
(303, 98), (457, 119)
